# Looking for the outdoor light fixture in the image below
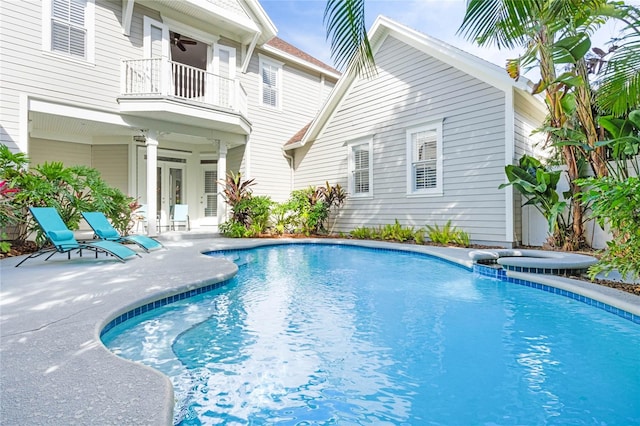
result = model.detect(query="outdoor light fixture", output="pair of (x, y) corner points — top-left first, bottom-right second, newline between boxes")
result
(133, 129), (148, 143)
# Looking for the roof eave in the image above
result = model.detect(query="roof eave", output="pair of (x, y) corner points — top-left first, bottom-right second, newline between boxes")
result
(283, 141), (303, 151)
(262, 44), (341, 80)
(243, 0), (277, 43)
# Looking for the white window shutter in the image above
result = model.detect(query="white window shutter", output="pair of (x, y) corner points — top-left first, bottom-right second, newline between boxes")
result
(51, 0), (87, 58)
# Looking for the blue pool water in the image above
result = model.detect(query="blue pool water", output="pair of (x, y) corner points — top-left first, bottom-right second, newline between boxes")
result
(102, 244), (640, 425)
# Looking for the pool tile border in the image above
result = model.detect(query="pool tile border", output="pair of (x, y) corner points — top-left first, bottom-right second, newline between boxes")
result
(474, 264), (640, 324)
(100, 243), (640, 338)
(100, 279), (230, 337)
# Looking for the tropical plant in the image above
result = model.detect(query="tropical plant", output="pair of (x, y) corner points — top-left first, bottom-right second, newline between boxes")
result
(285, 183), (346, 236)
(288, 187), (329, 236)
(379, 220), (415, 242)
(0, 146), (136, 243)
(350, 225), (376, 239)
(594, 4), (640, 116)
(314, 181), (346, 233)
(499, 154), (577, 248)
(578, 176), (640, 279)
(271, 201), (297, 235)
(596, 109), (640, 180)
(426, 220), (470, 246)
(220, 171), (256, 227)
(0, 180), (19, 253)
(219, 220), (248, 238)
(239, 195), (273, 236)
(218, 172), (274, 238)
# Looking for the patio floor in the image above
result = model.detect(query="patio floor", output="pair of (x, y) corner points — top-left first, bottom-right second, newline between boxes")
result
(1, 234), (639, 425)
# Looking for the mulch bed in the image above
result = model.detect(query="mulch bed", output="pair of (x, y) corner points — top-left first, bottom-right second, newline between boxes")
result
(1, 240), (37, 259)
(3, 237), (638, 296)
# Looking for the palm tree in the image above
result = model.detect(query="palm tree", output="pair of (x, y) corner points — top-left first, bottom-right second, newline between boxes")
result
(456, 0), (640, 248)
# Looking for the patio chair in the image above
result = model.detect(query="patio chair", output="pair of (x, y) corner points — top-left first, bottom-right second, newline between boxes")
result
(81, 211), (164, 252)
(15, 207), (140, 267)
(170, 204), (190, 231)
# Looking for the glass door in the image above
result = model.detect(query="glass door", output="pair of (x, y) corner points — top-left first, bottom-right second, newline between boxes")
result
(157, 162), (186, 230)
(200, 164), (217, 226)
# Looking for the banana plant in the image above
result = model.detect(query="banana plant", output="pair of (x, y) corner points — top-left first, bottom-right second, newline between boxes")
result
(597, 109), (640, 179)
(499, 155), (570, 245)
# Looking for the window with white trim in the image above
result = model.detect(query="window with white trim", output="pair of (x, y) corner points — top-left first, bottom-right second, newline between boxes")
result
(406, 121), (443, 195)
(348, 137), (372, 197)
(259, 55), (283, 108)
(44, 0), (95, 62)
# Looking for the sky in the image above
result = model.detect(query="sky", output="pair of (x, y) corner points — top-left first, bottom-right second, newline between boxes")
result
(260, 0), (633, 79)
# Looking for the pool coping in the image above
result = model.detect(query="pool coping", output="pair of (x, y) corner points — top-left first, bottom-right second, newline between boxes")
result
(1, 237), (638, 425)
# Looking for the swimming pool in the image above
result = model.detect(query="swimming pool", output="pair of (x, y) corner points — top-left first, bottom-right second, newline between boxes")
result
(102, 244), (640, 425)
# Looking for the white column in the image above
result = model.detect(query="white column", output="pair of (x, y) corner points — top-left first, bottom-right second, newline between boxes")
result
(216, 141), (227, 226)
(146, 130), (159, 236)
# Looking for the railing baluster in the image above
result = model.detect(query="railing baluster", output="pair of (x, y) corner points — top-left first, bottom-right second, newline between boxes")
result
(121, 59), (248, 118)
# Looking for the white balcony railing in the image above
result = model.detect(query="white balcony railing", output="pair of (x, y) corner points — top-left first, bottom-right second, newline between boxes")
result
(121, 58), (247, 117)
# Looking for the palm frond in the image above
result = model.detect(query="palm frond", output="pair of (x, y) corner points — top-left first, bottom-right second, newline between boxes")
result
(324, 0), (376, 77)
(457, 0), (535, 49)
(596, 4), (640, 115)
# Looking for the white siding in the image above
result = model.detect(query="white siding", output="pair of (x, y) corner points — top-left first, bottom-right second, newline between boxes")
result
(0, 0), (158, 150)
(29, 139), (128, 192)
(227, 145), (245, 177)
(92, 144), (128, 193)
(294, 35), (510, 244)
(513, 91), (548, 244)
(30, 138), (92, 167)
(238, 48), (337, 202)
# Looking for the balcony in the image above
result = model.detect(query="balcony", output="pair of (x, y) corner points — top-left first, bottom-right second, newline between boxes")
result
(118, 58), (250, 135)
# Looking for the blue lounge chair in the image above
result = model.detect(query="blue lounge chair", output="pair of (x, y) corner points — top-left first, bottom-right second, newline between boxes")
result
(15, 207), (140, 267)
(81, 211), (164, 252)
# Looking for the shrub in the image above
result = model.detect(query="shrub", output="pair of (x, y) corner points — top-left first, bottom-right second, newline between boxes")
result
(426, 221), (470, 247)
(0, 145), (135, 244)
(287, 185), (333, 236)
(350, 226), (375, 239)
(220, 171), (256, 227)
(499, 154), (574, 248)
(220, 172), (274, 238)
(219, 220), (248, 238)
(271, 201), (297, 235)
(379, 220), (415, 242)
(579, 176), (640, 280)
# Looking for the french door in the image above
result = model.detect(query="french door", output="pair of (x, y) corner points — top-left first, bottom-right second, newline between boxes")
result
(157, 161), (186, 229)
(200, 164), (217, 226)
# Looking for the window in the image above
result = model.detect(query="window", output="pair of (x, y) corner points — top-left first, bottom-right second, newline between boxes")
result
(406, 121), (443, 195)
(44, 0), (94, 62)
(259, 55), (283, 108)
(348, 137), (373, 197)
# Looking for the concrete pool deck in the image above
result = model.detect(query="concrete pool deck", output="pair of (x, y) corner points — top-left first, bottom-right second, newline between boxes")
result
(1, 235), (639, 425)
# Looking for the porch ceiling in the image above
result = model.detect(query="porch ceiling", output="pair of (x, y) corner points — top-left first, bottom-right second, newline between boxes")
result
(28, 111), (247, 147)
(29, 112), (134, 140)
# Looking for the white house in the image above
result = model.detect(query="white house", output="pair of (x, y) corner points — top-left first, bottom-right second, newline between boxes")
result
(284, 16), (548, 247)
(0, 0), (339, 235)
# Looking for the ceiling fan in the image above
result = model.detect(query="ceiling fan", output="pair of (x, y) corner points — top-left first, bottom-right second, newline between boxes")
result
(171, 33), (197, 52)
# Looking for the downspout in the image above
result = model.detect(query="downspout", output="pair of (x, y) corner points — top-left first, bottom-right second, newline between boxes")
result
(504, 88), (516, 247)
(282, 149), (295, 194)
